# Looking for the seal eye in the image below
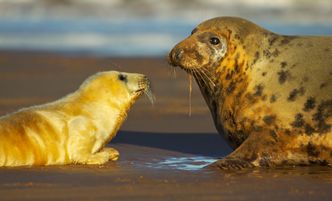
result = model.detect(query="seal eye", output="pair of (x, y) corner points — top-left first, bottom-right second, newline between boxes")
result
(118, 74), (127, 82)
(209, 37), (220, 45)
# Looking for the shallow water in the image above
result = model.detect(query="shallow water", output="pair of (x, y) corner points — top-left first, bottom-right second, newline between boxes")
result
(145, 156), (218, 171)
(0, 18), (331, 56)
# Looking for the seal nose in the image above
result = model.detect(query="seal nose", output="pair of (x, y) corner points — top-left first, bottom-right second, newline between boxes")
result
(139, 75), (150, 87)
(168, 48), (184, 66)
(142, 75), (149, 82)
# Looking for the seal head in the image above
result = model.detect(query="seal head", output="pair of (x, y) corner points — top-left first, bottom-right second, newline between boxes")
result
(79, 71), (152, 109)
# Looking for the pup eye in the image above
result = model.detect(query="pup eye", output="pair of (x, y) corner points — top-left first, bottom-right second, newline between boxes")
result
(209, 37), (220, 45)
(118, 74), (127, 82)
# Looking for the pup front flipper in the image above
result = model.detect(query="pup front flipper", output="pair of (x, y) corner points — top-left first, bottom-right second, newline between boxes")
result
(84, 148), (119, 165)
(67, 115), (120, 165)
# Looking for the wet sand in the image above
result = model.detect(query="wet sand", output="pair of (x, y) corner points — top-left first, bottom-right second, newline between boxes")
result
(0, 51), (331, 201)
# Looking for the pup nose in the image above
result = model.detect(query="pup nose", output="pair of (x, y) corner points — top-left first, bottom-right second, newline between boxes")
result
(142, 75), (148, 82)
(140, 75), (150, 84)
(168, 48), (184, 66)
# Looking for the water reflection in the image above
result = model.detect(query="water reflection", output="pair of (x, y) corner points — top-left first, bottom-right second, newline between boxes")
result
(144, 155), (332, 183)
(145, 156), (218, 171)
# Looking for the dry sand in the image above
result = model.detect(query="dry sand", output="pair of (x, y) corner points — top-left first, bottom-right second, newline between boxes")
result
(0, 51), (331, 201)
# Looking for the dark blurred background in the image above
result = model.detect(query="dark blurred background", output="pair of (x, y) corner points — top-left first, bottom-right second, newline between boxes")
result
(0, 0), (331, 56)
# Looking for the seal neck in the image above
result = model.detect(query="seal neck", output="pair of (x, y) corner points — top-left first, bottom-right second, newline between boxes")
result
(201, 40), (254, 148)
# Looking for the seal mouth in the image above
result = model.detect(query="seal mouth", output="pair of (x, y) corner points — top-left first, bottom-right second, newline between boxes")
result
(168, 56), (187, 71)
(168, 58), (194, 74)
(168, 54), (202, 75)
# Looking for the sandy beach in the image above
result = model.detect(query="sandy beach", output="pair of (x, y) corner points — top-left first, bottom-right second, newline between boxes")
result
(0, 51), (332, 201)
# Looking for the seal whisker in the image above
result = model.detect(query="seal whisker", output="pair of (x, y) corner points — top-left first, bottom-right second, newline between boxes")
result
(194, 69), (216, 97)
(193, 68), (212, 92)
(191, 70), (203, 88)
(198, 68), (216, 87)
(188, 71), (193, 116)
(195, 68), (214, 88)
(168, 66), (177, 78)
(172, 67), (177, 78)
(199, 69), (214, 91)
(195, 68), (215, 91)
(143, 88), (156, 105)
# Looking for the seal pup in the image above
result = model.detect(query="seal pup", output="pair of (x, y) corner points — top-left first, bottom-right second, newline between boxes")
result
(169, 16), (332, 169)
(0, 71), (154, 167)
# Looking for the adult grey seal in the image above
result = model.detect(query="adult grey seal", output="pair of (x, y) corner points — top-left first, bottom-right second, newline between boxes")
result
(169, 16), (332, 169)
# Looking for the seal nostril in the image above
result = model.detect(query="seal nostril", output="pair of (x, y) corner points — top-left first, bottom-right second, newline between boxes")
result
(174, 49), (184, 61)
(169, 48), (184, 66)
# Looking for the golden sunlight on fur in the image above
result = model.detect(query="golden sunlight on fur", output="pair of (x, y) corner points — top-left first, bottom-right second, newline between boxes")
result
(0, 71), (152, 167)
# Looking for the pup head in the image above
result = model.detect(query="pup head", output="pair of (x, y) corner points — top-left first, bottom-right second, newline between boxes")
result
(79, 71), (154, 108)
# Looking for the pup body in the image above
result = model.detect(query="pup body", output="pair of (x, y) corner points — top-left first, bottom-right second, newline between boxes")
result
(0, 71), (149, 166)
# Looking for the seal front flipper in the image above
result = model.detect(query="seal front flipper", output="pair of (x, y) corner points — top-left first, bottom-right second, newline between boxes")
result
(67, 116), (118, 165)
(209, 157), (254, 170)
(84, 148), (119, 165)
(208, 129), (310, 170)
(208, 130), (268, 170)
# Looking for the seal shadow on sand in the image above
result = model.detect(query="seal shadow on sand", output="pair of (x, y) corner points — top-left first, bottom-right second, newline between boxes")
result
(112, 131), (232, 170)
(113, 131), (232, 157)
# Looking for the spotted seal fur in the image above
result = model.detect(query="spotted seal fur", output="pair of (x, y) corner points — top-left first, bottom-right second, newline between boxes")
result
(169, 16), (332, 169)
